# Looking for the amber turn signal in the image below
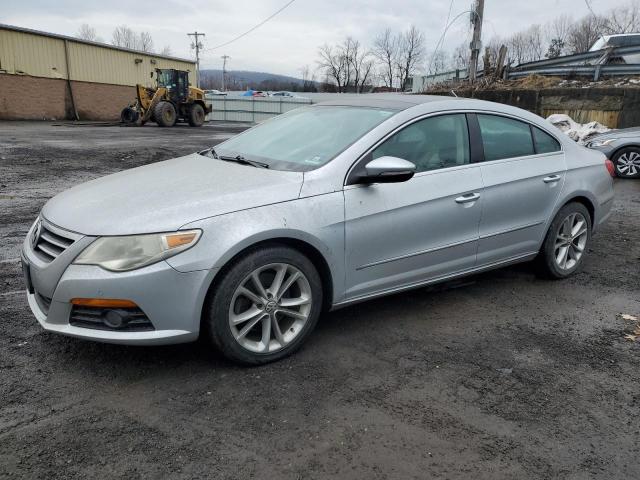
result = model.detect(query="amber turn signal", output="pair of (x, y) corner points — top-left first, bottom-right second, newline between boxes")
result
(165, 232), (198, 249)
(70, 298), (138, 308)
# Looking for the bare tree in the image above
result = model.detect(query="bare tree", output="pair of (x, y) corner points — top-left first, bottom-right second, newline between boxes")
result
(138, 31), (154, 53)
(372, 29), (399, 89)
(545, 14), (573, 49)
(450, 43), (470, 71)
(567, 15), (607, 53)
(300, 65), (317, 91)
(77, 24), (102, 42)
(345, 38), (374, 93)
(111, 25), (155, 52)
(395, 25), (425, 91)
(317, 43), (349, 92)
(603, 1), (640, 34)
(428, 49), (449, 75)
(160, 45), (172, 56)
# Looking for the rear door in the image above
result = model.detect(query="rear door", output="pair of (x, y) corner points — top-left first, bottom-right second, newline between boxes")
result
(343, 113), (483, 300)
(474, 113), (566, 265)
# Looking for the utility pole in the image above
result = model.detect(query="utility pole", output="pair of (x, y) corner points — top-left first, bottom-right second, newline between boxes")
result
(221, 55), (230, 92)
(468, 0), (485, 83)
(187, 31), (205, 88)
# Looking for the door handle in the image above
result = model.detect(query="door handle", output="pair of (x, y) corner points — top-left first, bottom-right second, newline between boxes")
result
(455, 193), (480, 204)
(543, 174), (561, 183)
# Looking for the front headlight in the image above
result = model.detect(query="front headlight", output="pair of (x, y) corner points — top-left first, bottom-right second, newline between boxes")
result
(74, 230), (201, 272)
(587, 138), (617, 148)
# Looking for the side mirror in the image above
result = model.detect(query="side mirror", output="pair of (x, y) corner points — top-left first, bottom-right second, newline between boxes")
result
(357, 156), (416, 184)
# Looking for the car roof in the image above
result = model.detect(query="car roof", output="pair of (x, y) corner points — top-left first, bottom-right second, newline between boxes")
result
(315, 94), (462, 111)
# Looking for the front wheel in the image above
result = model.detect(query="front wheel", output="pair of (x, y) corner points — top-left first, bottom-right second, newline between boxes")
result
(537, 202), (591, 279)
(204, 246), (323, 365)
(188, 103), (205, 127)
(612, 147), (640, 178)
(154, 101), (177, 127)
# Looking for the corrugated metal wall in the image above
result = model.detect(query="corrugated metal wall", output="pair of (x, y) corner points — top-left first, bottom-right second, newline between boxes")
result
(206, 96), (313, 122)
(0, 27), (195, 87)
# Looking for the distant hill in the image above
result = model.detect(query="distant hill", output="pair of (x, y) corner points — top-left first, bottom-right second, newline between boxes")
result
(200, 69), (305, 85)
(199, 69), (317, 92)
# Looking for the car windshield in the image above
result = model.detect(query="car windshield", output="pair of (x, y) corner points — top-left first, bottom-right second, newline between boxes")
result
(214, 106), (397, 171)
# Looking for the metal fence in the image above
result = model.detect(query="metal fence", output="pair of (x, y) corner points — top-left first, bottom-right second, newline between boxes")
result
(205, 96), (313, 122)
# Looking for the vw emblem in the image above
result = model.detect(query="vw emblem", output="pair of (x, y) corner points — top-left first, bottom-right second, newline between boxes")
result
(31, 220), (41, 248)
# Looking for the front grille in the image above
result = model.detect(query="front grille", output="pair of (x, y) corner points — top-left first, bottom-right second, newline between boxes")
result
(34, 292), (52, 315)
(33, 224), (75, 263)
(69, 306), (155, 332)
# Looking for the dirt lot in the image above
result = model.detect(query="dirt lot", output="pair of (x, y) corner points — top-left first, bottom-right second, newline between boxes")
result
(1, 121), (639, 479)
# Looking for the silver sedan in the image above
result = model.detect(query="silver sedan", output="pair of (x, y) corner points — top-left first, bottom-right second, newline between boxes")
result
(585, 126), (640, 178)
(22, 96), (615, 364)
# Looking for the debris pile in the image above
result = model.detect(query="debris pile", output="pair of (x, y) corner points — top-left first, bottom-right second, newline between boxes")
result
(546, 114), (611, 144)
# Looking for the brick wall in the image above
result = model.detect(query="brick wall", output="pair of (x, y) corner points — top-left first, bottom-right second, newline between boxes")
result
(0, 73), (135, 121)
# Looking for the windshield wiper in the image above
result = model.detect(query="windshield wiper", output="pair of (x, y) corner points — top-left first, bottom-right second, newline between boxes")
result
(218, 154), (269, 169)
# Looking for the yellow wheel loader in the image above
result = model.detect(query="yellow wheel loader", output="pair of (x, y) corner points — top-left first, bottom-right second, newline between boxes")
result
(121, 69), (212, 127)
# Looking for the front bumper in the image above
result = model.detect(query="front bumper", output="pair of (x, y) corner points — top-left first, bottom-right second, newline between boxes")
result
(22, 218), (215, 345)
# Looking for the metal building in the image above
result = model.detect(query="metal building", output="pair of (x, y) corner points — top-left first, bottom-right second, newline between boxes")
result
(0, 24), (196, 120)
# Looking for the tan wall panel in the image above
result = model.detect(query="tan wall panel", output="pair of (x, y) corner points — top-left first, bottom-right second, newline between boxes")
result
(0, 30), (67, 78)
(0, 28), (195, 87)
(67, 41), (194, 87)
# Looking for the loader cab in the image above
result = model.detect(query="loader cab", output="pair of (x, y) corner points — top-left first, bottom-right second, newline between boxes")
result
(156, 69), (189, 103)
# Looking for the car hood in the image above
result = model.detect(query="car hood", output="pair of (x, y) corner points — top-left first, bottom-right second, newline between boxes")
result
(590, 127), (640, 141)
(42, 153), (304, 236)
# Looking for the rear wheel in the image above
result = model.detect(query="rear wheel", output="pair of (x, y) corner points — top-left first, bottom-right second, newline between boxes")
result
(537, 202), (591, 279)
(188, 103), (205, 127)
(612, 147), (640, 178)
(153, 101), (177, 127)
(204, 246), (323, 365)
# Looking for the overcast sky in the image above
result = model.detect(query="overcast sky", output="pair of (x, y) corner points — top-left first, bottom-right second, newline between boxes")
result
(1, 0), (633, 77)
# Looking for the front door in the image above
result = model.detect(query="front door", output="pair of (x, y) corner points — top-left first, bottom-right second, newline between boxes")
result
(343, 113), (483, 301)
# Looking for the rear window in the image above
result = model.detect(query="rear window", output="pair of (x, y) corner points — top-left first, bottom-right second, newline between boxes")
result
(532, 127), (561, 154)
(478, 114), (535, 161)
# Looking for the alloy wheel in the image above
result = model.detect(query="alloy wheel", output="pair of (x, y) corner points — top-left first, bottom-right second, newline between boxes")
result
(554, 212), (588, 270)
(616, 151), (640, 177)
(228, 263), (312, 353)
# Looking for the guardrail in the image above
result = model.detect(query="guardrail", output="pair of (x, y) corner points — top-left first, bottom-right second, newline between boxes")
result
(205, 96), (313, 122)
(507, 63), (640, 80)
(512, 44), (640, 70)
(507, 44), (640, 80)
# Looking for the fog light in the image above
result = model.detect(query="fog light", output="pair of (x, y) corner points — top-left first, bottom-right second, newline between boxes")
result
(103, 310), (126, 329)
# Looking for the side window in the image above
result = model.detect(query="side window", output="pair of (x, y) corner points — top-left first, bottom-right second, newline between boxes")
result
(478, 114), (535, 161)
(532, 126), (561, 154)
(372, 114), (470, 173)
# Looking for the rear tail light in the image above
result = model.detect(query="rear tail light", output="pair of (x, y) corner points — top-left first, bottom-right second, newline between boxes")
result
(605, 158), (615, 177)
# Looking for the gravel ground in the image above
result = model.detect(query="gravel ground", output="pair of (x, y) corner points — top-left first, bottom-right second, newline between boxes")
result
(1, 121), (639, 480)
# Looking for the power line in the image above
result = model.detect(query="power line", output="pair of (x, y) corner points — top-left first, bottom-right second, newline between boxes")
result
(427, 9), (477, 75)
(203, 0), (297, 53)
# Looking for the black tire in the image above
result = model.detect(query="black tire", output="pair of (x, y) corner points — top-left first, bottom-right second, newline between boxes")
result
(153, 101), (177, 127)
(612, 146), (640, 178)
(188, 103), (205, 127)
(536, 202), (592, 279)
(204, 245), (323, 365)
(120, 107), (139, 124)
